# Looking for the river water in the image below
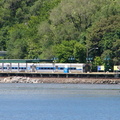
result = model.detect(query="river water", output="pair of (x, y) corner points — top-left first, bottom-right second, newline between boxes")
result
(0, 83), (120, 120)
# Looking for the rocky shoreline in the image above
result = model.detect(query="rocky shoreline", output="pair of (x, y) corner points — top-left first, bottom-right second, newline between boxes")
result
(0, 76), (120, 84)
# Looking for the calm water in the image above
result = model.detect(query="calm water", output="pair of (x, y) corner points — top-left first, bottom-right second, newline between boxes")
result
(0, 83), (120, 120)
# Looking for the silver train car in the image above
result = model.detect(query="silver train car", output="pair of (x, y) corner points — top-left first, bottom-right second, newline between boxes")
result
(0, 63), (85, 73)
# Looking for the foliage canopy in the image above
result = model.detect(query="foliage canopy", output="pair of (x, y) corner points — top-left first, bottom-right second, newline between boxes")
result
(0, 0), (120, 70)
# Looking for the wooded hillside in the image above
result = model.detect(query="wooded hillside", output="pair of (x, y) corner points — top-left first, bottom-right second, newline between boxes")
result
(0, 0), (120, 69)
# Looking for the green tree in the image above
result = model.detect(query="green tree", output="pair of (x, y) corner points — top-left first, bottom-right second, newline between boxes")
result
(92, 56), (103, 71)
(6, 24), (28, 58)
(0, 26), (9, 50)
(54, 40), (86, 63)
(0, 0), (120, 62)
(112, 39), (120, 64)
(73, 43), (86, 63)
(86, 15), (120, 63)
(53, 40), (76, 63)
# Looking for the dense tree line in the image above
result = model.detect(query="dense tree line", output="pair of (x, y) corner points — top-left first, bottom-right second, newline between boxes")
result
(0, 0), (120, 70)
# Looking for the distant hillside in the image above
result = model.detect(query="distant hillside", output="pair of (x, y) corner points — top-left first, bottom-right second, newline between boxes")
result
(0, 0), (120, 68)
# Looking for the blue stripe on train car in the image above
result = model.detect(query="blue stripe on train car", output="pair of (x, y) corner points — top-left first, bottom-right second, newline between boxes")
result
(58, 67), (64, 70)
(36, 67), (54, 70)
(69, 68), (76, 70)
(12, 67), (18, 69)
(19, 67), (26, 69)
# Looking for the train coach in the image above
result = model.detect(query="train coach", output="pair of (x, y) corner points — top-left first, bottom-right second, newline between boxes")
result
(0, 63), (86, 73)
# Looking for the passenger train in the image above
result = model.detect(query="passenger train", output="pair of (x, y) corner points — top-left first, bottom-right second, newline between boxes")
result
(0, 63), (86, 73)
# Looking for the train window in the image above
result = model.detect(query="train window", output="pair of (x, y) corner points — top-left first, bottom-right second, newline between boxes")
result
(70, 68), (76, 70)
(60, 68), (64, 70)
(47, 67), (52, 70)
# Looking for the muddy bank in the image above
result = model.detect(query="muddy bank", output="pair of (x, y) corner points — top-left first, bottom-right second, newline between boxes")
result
(0, 76), (120, 84)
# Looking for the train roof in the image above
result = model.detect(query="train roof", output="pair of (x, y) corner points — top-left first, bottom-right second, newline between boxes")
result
(0, 59), (53, 63)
